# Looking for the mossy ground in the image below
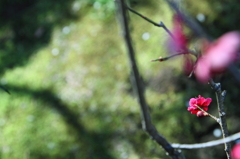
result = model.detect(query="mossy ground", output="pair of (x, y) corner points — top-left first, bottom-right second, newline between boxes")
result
(0, 0), (239, 159)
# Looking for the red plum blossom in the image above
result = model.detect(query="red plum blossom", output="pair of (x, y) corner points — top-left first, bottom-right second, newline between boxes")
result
(188, 95), (212, 117)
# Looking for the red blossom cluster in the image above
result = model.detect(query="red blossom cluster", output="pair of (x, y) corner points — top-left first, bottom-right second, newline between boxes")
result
(128, 5), (239, 158)
(188, 95), (212, 117)
(168, 14), (240, 83)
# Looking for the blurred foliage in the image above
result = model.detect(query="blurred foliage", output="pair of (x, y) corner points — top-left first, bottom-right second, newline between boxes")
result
(183, 0), (240, 37)
(0, 0), (239, 159)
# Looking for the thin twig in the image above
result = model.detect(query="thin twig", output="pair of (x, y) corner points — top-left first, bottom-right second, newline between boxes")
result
(127, 6), (174, 38)
(115, 0), (183, 158)
(209, 79), (231, 159)
(151, 49), (197, 62)
(172, 132), (240, 149)
(195, 105), (219, 122)
(151, 52), (189, 62)
(127, 6), (162, 27)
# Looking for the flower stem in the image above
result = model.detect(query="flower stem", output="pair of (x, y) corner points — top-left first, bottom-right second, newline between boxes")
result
(195, 105), (219, 122)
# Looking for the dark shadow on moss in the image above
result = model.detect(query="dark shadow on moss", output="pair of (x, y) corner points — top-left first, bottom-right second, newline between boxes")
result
(6, 85), (115, 159)
(0, 0), (79, 75)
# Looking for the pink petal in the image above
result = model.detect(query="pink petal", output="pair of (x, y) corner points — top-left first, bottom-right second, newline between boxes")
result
(187, 107), (194, 111)
(189, 98), (197, 107)
(188, 106), (197, 111)
(196, 96), (205, 105)
(195, 57), (211, 83)
(202, 98), (212, 106)
(187, 105), (198, 114)
(207, 31), (240, 71)
(167, 14), (187, 54)
(188, 109), (198, 114)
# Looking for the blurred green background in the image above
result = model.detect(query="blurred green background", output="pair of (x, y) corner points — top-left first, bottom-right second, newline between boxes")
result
(0, 0), (239, 159)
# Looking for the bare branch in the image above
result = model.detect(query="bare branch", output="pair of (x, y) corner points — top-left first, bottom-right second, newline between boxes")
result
(127, 6), (162, 27)
(209, 79), (231, 159)
(172, 132), (240, 149)
(151, 52), (189, 62)
(151, 49), (197, 62)
(127, 6), (174, 38)
(115, 0), (183, 158)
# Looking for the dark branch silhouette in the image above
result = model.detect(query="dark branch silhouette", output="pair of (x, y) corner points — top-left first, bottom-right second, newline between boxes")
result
(115, 0), (183, 158)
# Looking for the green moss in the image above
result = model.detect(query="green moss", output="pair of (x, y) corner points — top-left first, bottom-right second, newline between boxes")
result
(0, 0), (238, 159)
